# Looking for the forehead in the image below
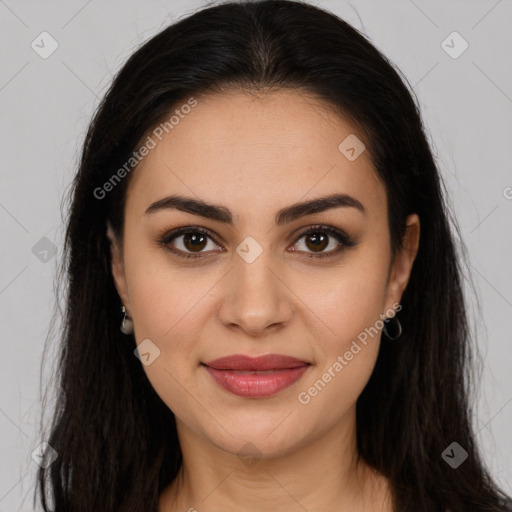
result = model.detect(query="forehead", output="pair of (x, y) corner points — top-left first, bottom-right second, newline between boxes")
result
(126, 89), (385, 221)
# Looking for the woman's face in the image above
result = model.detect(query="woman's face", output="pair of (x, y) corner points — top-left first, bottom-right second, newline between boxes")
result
(108, 90), (419, 458)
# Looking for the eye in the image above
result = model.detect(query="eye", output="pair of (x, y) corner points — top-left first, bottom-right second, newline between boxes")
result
(290, 225), (357, 258)
(158, 227), (222, 259)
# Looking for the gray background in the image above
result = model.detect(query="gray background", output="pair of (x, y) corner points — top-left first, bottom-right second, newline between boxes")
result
(0, 0), (511, 509)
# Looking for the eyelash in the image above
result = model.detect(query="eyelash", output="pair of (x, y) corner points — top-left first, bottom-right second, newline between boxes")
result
(157, 224), (357, 260)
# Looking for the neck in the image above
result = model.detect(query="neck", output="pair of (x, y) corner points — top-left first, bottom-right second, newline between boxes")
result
(159, 406), (392, 512)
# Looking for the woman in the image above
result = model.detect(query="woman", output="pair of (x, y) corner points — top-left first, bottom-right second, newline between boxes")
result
(37, 0), (512, 510)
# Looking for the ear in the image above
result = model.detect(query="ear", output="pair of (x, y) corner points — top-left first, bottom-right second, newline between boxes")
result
(106, 221), (131, 311)
(384, 213), (420, 313)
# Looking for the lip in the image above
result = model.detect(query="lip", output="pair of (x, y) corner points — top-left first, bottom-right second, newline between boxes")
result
(202, 354), (311, 398)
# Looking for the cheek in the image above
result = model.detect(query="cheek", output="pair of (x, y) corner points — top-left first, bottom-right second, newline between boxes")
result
(123, 236), (217, 340)
(326, 265), (389, 341)
(124, 235), (209, 340)
(297, 244), (390, 400)
(300, 245), (390, 353)
(124, 255), (210, 423)
(295, 268), (389, 423)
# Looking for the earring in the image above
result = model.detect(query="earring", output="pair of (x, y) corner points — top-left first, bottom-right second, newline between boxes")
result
(120, 305), (134, 335)
(382, 315), (402, 340)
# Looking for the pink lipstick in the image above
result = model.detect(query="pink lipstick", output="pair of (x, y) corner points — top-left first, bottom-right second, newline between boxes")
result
(202, 354), (311, 398)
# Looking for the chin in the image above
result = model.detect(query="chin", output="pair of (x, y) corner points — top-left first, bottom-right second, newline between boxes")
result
(198, 410), (313, 460)
(215, 430), (304, 462)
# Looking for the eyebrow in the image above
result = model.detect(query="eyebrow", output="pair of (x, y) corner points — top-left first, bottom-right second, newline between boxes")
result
(144, 192), (366, 225)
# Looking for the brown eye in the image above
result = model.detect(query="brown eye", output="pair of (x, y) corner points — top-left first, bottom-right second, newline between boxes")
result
(303, 232), (329, 252)
(159, 227), (223, 258)
(181, 232), (208, 252)
(292, 225), (356, 258)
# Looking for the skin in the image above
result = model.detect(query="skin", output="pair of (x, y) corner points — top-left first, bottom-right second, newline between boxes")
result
(107, 89), (420, 512)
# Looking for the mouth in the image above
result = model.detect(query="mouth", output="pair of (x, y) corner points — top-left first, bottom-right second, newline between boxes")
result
(201, 354), (311, 398)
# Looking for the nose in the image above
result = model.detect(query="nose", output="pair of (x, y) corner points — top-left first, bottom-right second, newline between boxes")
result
(217, 249), (294, 337)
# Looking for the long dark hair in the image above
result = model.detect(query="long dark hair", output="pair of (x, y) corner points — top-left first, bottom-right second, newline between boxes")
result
(36, 1), (511, 510)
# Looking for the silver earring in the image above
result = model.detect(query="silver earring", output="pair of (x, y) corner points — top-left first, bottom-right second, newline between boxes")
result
(120, 305), (134, 335)
(382, 315), (402, 340)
